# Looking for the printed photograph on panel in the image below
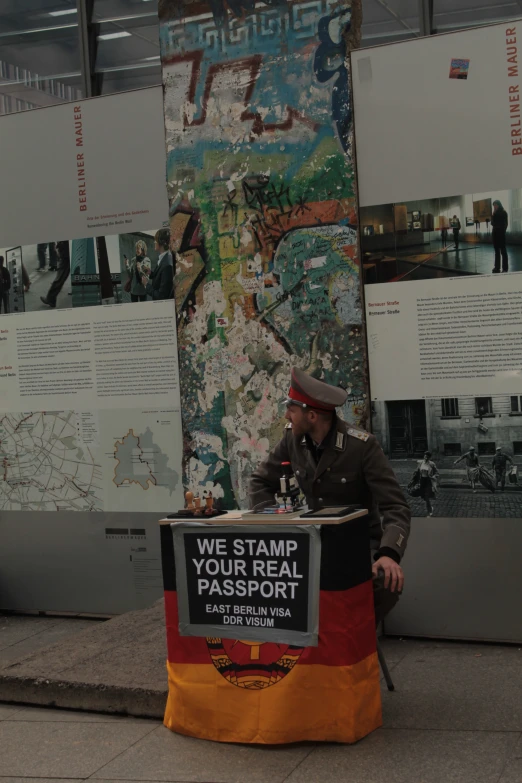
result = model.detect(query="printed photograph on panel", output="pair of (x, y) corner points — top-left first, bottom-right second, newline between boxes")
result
(360, 188), (521, 285)
(371, 395), (522, 518)
(71, 229), (173, 307)
(0, 241), (71, 314)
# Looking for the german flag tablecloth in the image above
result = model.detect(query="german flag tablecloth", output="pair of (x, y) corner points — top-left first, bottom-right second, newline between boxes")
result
(161, 517), (382, 744)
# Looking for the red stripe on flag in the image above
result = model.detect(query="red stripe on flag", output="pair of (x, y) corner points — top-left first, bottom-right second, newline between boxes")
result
(165, 579), (375, 667)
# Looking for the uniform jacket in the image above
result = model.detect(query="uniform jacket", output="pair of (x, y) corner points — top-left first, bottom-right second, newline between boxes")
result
(249, 416), (411, 562)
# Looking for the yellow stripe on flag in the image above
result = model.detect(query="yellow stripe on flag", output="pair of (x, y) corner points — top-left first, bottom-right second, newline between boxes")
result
(164, 652), (382, 744)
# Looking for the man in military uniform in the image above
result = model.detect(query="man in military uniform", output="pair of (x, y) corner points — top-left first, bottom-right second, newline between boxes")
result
(491, 447), (513, 491)
(249, 368), (411, 624)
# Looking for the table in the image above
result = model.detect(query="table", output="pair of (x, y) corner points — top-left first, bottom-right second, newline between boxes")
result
(159, 509), (382, 744)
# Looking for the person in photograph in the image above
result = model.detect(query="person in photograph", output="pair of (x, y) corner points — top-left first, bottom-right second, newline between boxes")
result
(454, 446), (480, 493)
(491, 446), (513, 491)
(37, 242), (59, 272)
(0, 256), (11, 313)
(451, 215), (461, 249)
(142, 228), (173, 300)
(416, 451), (438, 517)
(21, 263), (31, 293)
(125, 239), (150, 303)
(40, 240), (70, 309)
(491, 199), (509, 273)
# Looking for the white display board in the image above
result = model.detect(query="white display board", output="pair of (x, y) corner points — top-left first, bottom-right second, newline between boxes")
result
(352, 22), (522, 641)
(0, 87), (182, 615)
(0, 87), (169, 248)
(352, 20), (522, 207)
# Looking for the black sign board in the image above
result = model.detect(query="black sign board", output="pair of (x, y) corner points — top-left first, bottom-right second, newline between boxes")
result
(172, 523), (321, 646)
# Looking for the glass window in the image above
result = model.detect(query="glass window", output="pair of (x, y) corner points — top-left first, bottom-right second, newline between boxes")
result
(362, 0), (419, 47)
(441, 398), (459, 417)
(475, 397), (493, 416)
(477, 441), (496, 455)
(0, 1), (82, 114)
(433, 1), (521, 34)
(514, 441), (522, 455)
(93, 0), (161, 95)
(511, 395), (522, 413)
(444, 442), (461, 456)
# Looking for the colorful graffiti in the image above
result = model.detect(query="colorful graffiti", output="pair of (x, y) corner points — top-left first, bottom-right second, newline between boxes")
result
(159, 0), (366, 506)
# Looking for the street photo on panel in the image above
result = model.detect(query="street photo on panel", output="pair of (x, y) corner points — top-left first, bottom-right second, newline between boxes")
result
(372, 395), (522, 517)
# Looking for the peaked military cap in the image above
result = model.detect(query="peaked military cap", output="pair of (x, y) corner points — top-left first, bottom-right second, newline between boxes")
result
(284, 368), (348, 412)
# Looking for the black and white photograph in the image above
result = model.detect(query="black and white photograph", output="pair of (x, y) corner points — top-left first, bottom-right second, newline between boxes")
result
(0, 241), (71, 314)
(371, 395), (522, 518)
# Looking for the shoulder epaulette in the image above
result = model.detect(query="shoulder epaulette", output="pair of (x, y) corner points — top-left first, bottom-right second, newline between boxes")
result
(347, 427), (370, 442)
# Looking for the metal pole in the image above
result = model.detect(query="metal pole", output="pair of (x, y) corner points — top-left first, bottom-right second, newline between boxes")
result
(418, 0), (433, 37)
(77, 0), (100, 98)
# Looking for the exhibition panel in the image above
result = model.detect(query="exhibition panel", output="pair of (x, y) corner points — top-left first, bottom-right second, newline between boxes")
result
(353, 19), (522, 641)
(0, 85), (183, 614)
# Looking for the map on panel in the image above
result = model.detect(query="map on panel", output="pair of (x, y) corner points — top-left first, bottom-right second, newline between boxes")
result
(113, 427), (178, 494)
(0, 411), (103, 511)
(100, 408), (182, 513)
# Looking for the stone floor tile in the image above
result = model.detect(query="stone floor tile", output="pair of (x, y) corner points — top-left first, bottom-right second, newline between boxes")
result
(382, 650), (522, 731)
(6, 705), (160, 724)
(0, 719), (156, 778)
(0, 779), (81, 782)
(377, 638), (411, 665)
(0, 616), (60, 650)
(0, 620), (99, 668)
(285, 729), (518, 783)
(383, 637), (522, 659)
(499, 758), (522, 782)
(0, 704), (27, 720)
(92, 724), (313, 783)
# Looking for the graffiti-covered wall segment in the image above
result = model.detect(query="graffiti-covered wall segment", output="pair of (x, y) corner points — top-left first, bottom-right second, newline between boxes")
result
(159, 0), (365, 506)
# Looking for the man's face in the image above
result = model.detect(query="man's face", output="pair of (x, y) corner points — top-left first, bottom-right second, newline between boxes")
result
(493, 203), (499, 213)
(284, 404), (313, 438)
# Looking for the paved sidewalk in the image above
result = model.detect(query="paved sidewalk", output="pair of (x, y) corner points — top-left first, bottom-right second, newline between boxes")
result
(0, 605), (166, 717)
(0, 637), (521, 782)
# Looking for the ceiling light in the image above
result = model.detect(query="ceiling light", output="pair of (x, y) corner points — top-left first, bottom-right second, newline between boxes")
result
(49, 8), (77, 15)
(98, 31), (132, 40)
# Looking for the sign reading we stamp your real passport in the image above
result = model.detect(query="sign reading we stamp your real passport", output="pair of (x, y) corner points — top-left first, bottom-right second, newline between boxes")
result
(172, 524), (321, 646)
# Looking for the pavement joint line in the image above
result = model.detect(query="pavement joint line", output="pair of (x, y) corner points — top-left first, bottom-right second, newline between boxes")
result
(377, 727), (522, 733)
(281, 743), (317, 783)
(84, 722), (164, 780)
(0, 621), (65, 654)
(1, 636), (147, 678)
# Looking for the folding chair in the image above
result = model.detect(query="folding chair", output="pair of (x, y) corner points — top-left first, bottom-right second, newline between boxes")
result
(377, 638), (395, 691)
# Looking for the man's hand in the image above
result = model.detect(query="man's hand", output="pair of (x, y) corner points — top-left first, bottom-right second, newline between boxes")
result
(372, 556), (404, 593)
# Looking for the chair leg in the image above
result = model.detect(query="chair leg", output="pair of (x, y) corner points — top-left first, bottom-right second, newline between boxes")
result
(377, 639), (395, 691)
